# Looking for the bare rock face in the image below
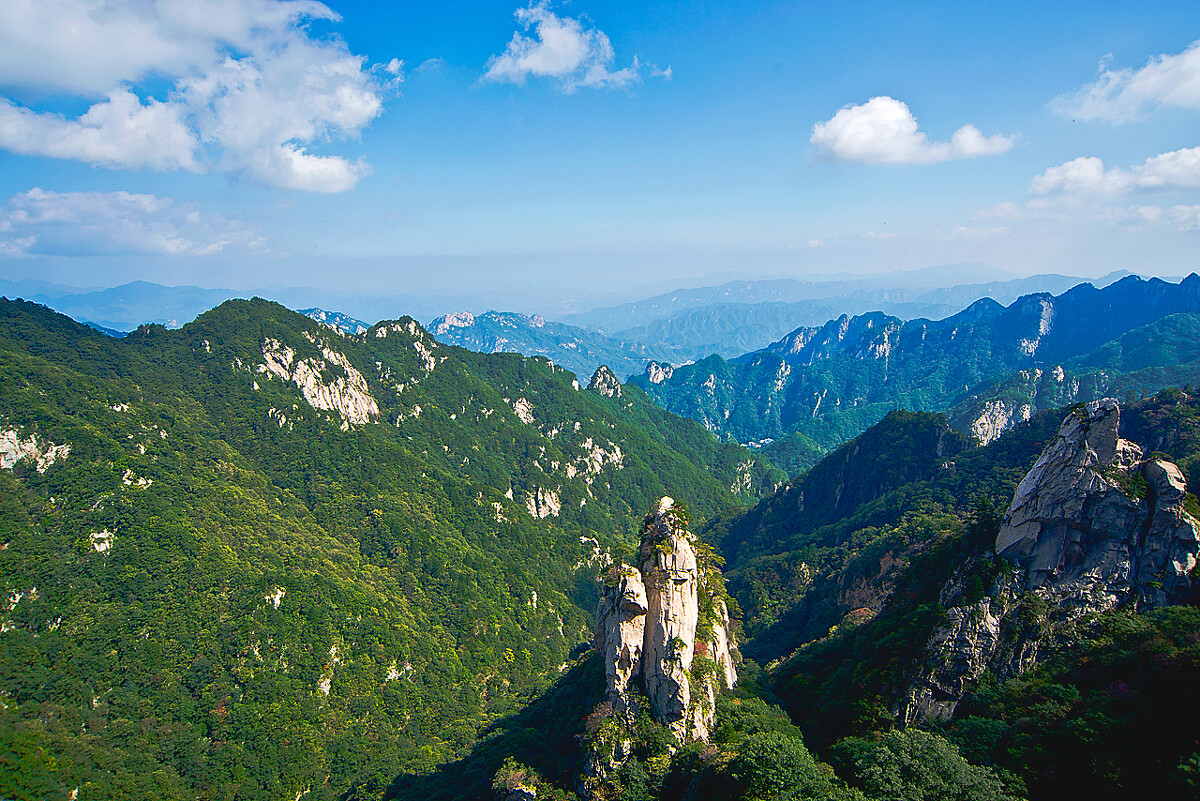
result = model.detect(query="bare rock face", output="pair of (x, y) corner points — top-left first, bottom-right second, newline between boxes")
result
(968, 399), (1033, 446)
(1139, 458), (1200, 606)
(897, 564), (1024, 725)
(0, 428), (70, 472)
(259, 337), (380, 428)
(594, 566), (648, 717)
(996, 397), (1196, 610)
(640, 497), (700, 739)
(645, 362), (674, 385)
(587, 366), (623, 398)
(898, 599), (1000, 724)
(591, 497), (736, 744)
(901, 398), (1199, 726)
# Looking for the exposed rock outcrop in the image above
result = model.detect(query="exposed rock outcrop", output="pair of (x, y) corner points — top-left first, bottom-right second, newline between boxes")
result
(592, 497), (736, 742)
(594, 567), (647, 717)
(259, 337), (380, 427)
(967, 399), (1033, 445)
(899, 398), (1199, 725)
(640, 499), (701, 740)
(896, 564), (1026, 725)
(996, 398), (1196, 610)
(429, 310), (475, 334)
(645, 362), (674, 385)
(0, 428), (70, 472)
(587, 366), (623, 399)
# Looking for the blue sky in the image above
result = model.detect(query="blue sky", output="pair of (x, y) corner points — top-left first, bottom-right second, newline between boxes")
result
(0, 0), (1197, 312)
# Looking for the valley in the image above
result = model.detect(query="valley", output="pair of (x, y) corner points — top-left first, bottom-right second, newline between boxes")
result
(3, 5), (1197, 800)
(1, 273), (1199, 801)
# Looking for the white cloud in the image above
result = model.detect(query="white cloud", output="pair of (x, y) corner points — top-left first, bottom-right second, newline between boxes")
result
(0, 0), (391, 192)
(483, 2), (657, 93)
(0, 0), (338, 96)
(0, 92), (200, 171)
(1052, 39), (1200, 122)
(967, 149), (1200, 237)
(0, 188), (265, 256)
(1098, 204), (1200, 230)
(811, 96), (1013, 164)
(1030, 147), (1200, 196)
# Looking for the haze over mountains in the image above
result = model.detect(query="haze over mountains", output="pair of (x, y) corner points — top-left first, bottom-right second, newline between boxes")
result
(633, 273), (1200, 472)
(2, 265), (1131, 345)
(4, 290), (1199, 801)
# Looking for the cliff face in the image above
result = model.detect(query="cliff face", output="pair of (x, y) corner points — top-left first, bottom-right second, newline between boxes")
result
(593, 497), (736, 743)
(899, 399), (1199, 725)
(996, 398), (1197, 610)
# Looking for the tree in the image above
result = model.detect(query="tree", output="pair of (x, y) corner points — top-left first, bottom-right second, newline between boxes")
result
(835, 729), (1019, 801)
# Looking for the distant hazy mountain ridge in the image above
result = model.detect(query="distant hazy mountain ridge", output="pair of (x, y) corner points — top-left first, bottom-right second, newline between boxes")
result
(632, 275), (1200, 470)
(427, 309), (684, 380)
(559, 269), (1125, 333)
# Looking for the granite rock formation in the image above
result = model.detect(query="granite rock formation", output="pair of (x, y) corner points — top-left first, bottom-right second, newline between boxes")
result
(587, 366), (624, 399)
(593, 497), (736, 742)
(996, 397), (1196, 610)
(899, 398), (1199, 725)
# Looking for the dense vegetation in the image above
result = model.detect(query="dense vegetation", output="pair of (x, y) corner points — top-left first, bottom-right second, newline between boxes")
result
(0, 298), (779, 800)
(632, 275), (1200, 472)
(3, 290), (1198, 801)
(386, 389), (1199, 801)
(707, 389), (1200, 801)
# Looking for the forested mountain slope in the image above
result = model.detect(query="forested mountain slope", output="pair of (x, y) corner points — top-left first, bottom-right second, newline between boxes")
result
(0, 298), (779, 801)
(701, 390), (1200, 801)
(632, 275), (1200, 472)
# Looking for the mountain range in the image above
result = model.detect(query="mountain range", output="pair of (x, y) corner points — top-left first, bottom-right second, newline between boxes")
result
(0, 297), (778, 800)
(2, 273), (1199, 801)
(557, 268), (1131, 333)
(3, 269), (1132, 381)
(631, 274), (1200, 473)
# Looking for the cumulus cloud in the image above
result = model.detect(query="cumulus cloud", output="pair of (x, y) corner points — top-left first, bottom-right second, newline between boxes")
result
(483, 2), (660, 92)
(1030, 147), (1200, 196)
(1052, 39), (1200, 122)
(966, 147), (1200, 236)
(0, 0), (392, 192)
(0, 188), (265, 256)
(0, 93), (200, 171)
(810, 96), (1013, 164)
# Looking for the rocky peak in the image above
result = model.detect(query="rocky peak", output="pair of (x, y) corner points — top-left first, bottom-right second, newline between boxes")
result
(644, 361), (674, 385)
(429, 311), (475, 334)
(587, 366), (623, 398)
(300, 308), (370, 336)
(592, 497), (735, 744)
(899, 398), (1199, 726)
(996, 397), (1196, 609)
